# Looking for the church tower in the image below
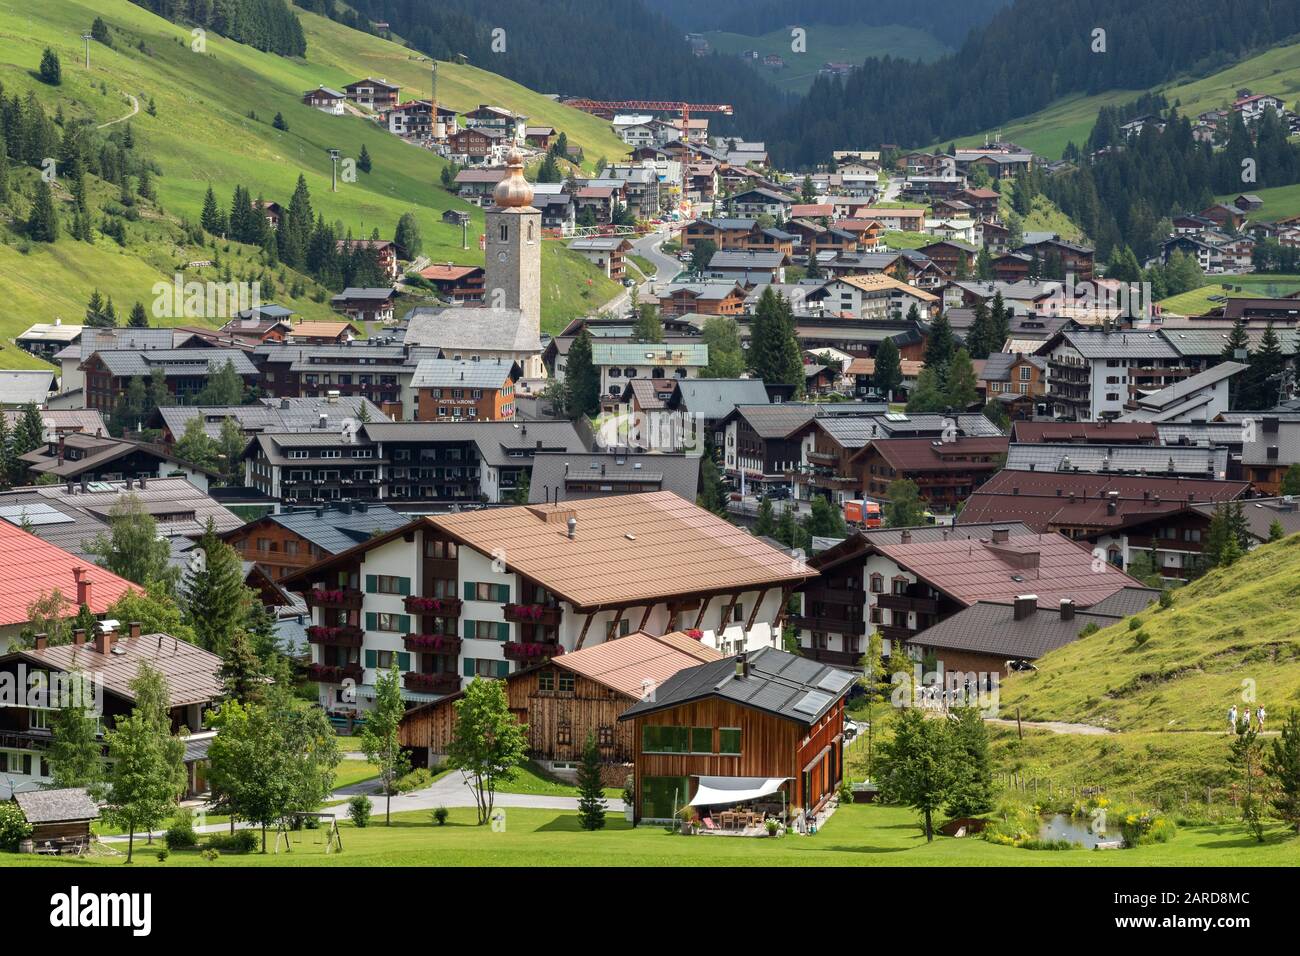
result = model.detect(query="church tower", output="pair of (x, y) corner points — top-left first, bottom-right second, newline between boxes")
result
(484, 147), (541, 372)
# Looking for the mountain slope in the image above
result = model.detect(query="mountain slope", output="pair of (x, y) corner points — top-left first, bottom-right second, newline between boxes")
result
(999, 534), (1300, 733)
(0, 0), (620, 358)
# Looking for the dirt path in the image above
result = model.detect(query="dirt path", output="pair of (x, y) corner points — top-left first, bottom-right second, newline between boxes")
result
(985, 718), (1114, 735)
(97, 93), (139, 129)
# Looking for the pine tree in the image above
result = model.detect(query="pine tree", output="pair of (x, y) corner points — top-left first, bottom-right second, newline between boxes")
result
(27, 178), (59, 242)
(564, 329), (600, 418)
(748, 287), (802, 393)
(11, 401), (44, 460)
(357, 143), (371, 173)
(128, 301), (149, 328)
(38, 48), (61, 86)
(184, 518), (250, 654)
(576, 732), (607, 830)
(1266, 709), (1300, 834)
(872, 337), (903, 401)
(945, 706), (994, 817)
(923, 312), (956, 382)
(965, 300), (993, 359)
(945, 348), (979, 409)
(906, 366), (947, 413)
(632, 303), (663, 343)
(0, 413), (15, 490)
(48, 673), (106, 794)
(200, 185), (224, 235)
(753, 496), (776, 536)
(219, 629), (266, 705)
(394, 212), (422, 259)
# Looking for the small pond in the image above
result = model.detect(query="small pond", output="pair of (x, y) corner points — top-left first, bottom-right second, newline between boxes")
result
(1038, 813), (1122, 849)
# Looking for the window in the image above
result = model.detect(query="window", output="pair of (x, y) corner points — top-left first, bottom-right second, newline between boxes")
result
(468, 582), (510, 602)
(690, 727), (712, 753)
(642, 726), (690, 753)
(1019, 366), (1031, 382)
(869, 573), (883, 593)
(719, 728), (742, 755)
(425, 538), (458, 559)
(557, 722), (572, 746)
(598, 725), (614, 747)
(538, 670), (555, 692)
(366, 574), (410, 596)
(558, 672), (575, 693)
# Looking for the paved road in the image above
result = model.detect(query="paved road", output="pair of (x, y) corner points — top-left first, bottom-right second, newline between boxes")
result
(600, 227), (678, 316)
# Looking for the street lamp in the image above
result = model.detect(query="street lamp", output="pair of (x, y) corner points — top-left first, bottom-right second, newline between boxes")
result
(328, 148), (341, 192)
(81, 33), (92, 69)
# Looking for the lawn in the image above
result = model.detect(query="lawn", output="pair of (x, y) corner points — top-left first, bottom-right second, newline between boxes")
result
(1157, 274), (1300, 317)
(496, 760), (623, 800)
(331, 760), (382, 790)
(8, 802), (1295, 867)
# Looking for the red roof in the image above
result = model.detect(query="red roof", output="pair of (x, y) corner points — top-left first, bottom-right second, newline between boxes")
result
(871, 530), (1139, 609)
(420, 264), (483, 281)
(958, 470), (1250, 531)
(1010, 422), (1158, 444)
(865, 437), (1009, 472)
(0, 521), (141, 627)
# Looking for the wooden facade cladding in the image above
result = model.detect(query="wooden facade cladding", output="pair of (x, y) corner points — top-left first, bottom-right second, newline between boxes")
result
(399, 667), (636, 765)
(627, 696), (845, 820)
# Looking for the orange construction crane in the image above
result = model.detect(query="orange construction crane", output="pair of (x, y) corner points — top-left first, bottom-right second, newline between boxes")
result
(562, 99), (733, 141)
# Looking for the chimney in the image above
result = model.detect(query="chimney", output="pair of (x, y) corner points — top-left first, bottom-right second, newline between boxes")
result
(129, 621), (141, 639)
(65, 479), (74, 494)
(95, 627), (113, 655)
(735, 652), (750, 678)
(900, 529), (912, 544)
(281, 397), (291, 409)
(1013, 594), (1038, 621)
(80, 476), (88, 494)
(76, 573), (92, 608)
(123, 476), (133, 490)
(991, 526), (1010, 544)
(1106, 491), (1119, 516)
(33, 633), (48, 651)
(138, 474), (147, 489)
(1059, 598), (1075, 621)
(73, 628), (87, 646)
(567, 516), (577, 540)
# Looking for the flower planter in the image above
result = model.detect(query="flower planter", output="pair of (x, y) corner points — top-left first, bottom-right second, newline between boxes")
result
(402, 633), (463, 654)
(404, 596), (463, 617)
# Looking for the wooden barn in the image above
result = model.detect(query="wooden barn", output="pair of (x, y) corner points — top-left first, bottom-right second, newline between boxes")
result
(399, 631), (720, 783)
(619, 647), (854, 824)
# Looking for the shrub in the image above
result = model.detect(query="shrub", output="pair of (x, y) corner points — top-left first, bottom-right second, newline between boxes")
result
(1117, 808), (1176, 847)
(394, 768), (433, 794)
(349, 795), (373, 828)
(433, 806), (449, 826)
(156, 849), (169, 862)
(1133, 630), (1150, 647)
(1158, 589), (1174, 610)
(200, 848), (220, 862)
(0, 803), (33, 850)
(165, 808), (198, 849)
(1128, 618), (1142, 631)
(206, 829), (258, 853)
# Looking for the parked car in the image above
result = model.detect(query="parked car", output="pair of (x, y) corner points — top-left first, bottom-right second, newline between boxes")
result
(765, 485), (792, 501)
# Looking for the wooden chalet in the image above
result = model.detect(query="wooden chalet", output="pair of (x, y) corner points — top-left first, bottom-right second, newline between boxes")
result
(398, 631), (721, 783)
(619, 647), (853, 823)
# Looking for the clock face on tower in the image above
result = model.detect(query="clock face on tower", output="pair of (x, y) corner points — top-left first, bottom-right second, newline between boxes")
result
(497, 251), (509, 262)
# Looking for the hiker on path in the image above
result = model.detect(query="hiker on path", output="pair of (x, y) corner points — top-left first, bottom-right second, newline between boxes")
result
(1228, 704), (1238, 732)
(1256, 706), (1267, 732)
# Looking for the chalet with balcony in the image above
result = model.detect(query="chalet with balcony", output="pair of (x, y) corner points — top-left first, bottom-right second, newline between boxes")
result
(798, 523), (1142, 669)
(344, 77), (400, 111)
(281, 493), (814, 714)
(221, 502), (410, 583)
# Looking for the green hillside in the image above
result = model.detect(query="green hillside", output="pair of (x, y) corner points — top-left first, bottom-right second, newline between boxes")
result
(941, 40), (1300, 160)
(999, 534), (1300, 733)
(0, 0), (620, 365)
(704, 24), (949, 95)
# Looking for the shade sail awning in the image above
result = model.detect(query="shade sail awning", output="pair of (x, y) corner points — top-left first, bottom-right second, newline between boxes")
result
(688, 776), (789, 807)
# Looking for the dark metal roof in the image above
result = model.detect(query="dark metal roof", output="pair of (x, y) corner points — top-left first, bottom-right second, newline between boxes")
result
(618, 647), (854, 725)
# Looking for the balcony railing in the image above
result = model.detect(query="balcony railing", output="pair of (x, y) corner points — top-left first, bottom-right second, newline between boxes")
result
(503, 640), (563, 662)
(803, 647), (863, 668)
(305, 587), (364, 610)
(875, 593), (939, 614)
(402, 633), (463, 654)
(403, 671), (462, 695)
(790, 615), (866, 636)
(306, 624), (364, 647)
(503, 603), (562, 626)
(404, 595), (463, 617)
(307, 662), (364, 683)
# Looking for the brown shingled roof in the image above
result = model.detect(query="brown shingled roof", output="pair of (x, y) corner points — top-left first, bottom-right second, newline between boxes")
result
(868, 436), (1009, 471)
(555, 630), (721, 698)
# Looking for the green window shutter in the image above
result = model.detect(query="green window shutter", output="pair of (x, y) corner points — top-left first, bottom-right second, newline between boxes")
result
(462, 657), (475, 677)
(364, 649), (377, 668)
(463, 619), (474, 640)
(399, 614), (411, 633)
(365, 612), (376, 631)
(365, 574), (377, 594)
(496, 584), (510, 603)
(496, 660), (510, 677)
(497, 622), (509, 642)
(399, 577), (411, 596)
(464, 581), (474, 601)
(397, 652), (410, 671)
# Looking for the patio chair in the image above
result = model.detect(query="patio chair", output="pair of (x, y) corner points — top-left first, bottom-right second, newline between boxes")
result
(701, 816), (718, 831)
(720, 810), (736, 830)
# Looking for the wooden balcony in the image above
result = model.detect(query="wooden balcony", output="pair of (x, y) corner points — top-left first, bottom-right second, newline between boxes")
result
(875, 593), (939, 614)
(790, 615), (866, 636)
(803, 647), (863, 669)
(305, 587), (364, 611)
(503, 640), (563, 662)
(503, 603), (562, 626)
(306, 624), (364, 647)
(307, 662), (364, 683)
(404, 595), (463, 617)
(402, 633), (463, 654)
(403, 671), (461, 695)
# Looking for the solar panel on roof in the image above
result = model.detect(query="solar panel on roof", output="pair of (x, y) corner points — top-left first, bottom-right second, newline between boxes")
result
(86, 482), (116, 492)
(817, 669), (854, 693)
(0, 503), (76, 526)
(793, 689), (833, 716)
